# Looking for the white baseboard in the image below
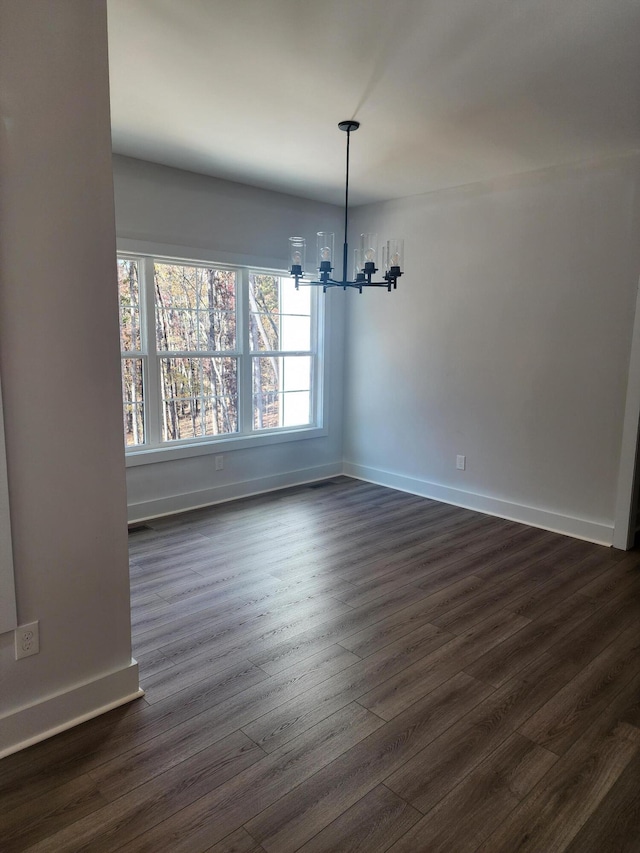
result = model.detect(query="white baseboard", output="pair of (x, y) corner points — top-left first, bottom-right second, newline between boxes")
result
(0, 659), (142, 759)
(127, 463), (343, 523)
(343, 462), (614, 546)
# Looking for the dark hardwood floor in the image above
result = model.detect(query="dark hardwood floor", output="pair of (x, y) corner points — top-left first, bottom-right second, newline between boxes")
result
(2, 476), (640, 852)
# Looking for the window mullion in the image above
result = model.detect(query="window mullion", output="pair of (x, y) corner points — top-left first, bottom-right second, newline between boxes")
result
(311, 285), (323, 427)
(239, 268), (253, 434)
(142, 256), (162, 445)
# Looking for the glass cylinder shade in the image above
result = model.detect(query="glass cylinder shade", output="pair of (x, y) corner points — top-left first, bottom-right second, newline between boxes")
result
(289, 236), (306, 274)
(385, 238), (404, 272)
(353, 248), (363, 280)
(360, 233), (378, 271)
(316, 232), (335, 271)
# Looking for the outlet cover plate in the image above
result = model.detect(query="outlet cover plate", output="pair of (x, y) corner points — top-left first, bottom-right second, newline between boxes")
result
(15, 621), (39, 659)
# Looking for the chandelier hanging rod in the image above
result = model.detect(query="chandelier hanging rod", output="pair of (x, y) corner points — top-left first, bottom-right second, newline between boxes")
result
(289, 121), (404, 293)
(339, 119), (357, 287)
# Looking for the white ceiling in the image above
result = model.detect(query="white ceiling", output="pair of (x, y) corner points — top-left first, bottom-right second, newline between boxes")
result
(107, 0), (640, 206)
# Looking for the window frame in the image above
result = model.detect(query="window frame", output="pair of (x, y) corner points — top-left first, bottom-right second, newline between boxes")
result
(118, 242), (327, 467)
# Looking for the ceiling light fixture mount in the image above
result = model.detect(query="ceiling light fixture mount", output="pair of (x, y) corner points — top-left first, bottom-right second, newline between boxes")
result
(289, 121), (404, 293)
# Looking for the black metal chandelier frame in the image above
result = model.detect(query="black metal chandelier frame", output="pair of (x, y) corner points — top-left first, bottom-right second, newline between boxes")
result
(290, 120), (403, 293)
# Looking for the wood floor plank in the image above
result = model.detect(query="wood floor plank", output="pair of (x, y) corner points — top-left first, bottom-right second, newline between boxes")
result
(459, 519), (557, 555)
(422, 526), (553, 583)
(113, 703), (384, 853)
(248, 584), (432, 675)
(88, 722), (260, 803)
(135, 584), (353, 657)
(358, 609), (529, 720)
(469, 532), (582, 584)
(142, 591), (354, 663)
(562, 750), (640, 853)
(241, 622), (452, 753)
(430, 569), (542, 634)
(203, 828), (266, 852)
(384, 652), (575, 813)
(543, 587), (640, 673)
(244, 673), (492, 853)
(577, 552), (640, 600)
(508, 551), (620, 621)
(96, 643), (362, 777)
(23, 728), (265, 853)
(386, 733), (556, 853)
(464, 591), (600, 687)
(337, 576), (484, 657)
(132, 574), (352, 635)
(474, 670), (640, 853)
(295, 784), (422, 853)
(330, 574), (424, 608)
(0, 774), (107, 853)
(519, 623), (640, 755)
(141, 656), (269, 705)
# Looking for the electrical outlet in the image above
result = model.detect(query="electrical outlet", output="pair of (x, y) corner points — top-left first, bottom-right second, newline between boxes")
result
(456, 455), (466, 471)
(215, 455), (224, 471)
(15, 621), (39, 659)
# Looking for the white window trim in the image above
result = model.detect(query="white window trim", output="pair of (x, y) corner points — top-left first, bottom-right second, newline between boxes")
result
(118, 240), (329, 466)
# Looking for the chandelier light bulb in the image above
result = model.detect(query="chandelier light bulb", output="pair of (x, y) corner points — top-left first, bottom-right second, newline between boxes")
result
(360, 233), (378, 271)
(289, 236), (306, 275)
(316, 232), (335, 273)
(385, 239), (404, 272)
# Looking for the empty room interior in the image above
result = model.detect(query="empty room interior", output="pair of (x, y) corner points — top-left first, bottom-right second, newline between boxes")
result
(2, 1), (640, 851)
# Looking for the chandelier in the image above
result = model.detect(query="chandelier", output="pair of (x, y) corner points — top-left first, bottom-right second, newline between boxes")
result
(289, 121), (404, 293)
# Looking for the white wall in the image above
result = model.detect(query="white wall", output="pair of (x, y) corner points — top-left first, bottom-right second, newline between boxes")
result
(0, 376), (16, 634)
(0, 0), (139, 757)
(112, 156), (345, 521)
(344, 156), (640, 544)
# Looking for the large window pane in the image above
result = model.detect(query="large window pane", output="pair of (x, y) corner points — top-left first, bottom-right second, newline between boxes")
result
(249, 271), (280, 352)
(249, 274), (311, 352)
(281, 315), (310, 350)
(121, 357), (145, 446)
(252, 356), (311, 429)
(282, 356), (311, 391)
(281, 280), (311, 315)
(281, 391), (311, 427)
(160, 357), (237, 440)
(118, 259), (141, 352)
(155, 263), (236, 352)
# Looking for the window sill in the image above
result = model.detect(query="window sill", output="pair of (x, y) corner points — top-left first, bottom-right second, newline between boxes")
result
(124, 425), (328, 467)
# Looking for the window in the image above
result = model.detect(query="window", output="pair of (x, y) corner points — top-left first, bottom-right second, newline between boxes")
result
(249, 273), (314, 430)
(118, 258), (144, 447)
(155, 262), (238, 441)
(118, 254), (322, 455)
